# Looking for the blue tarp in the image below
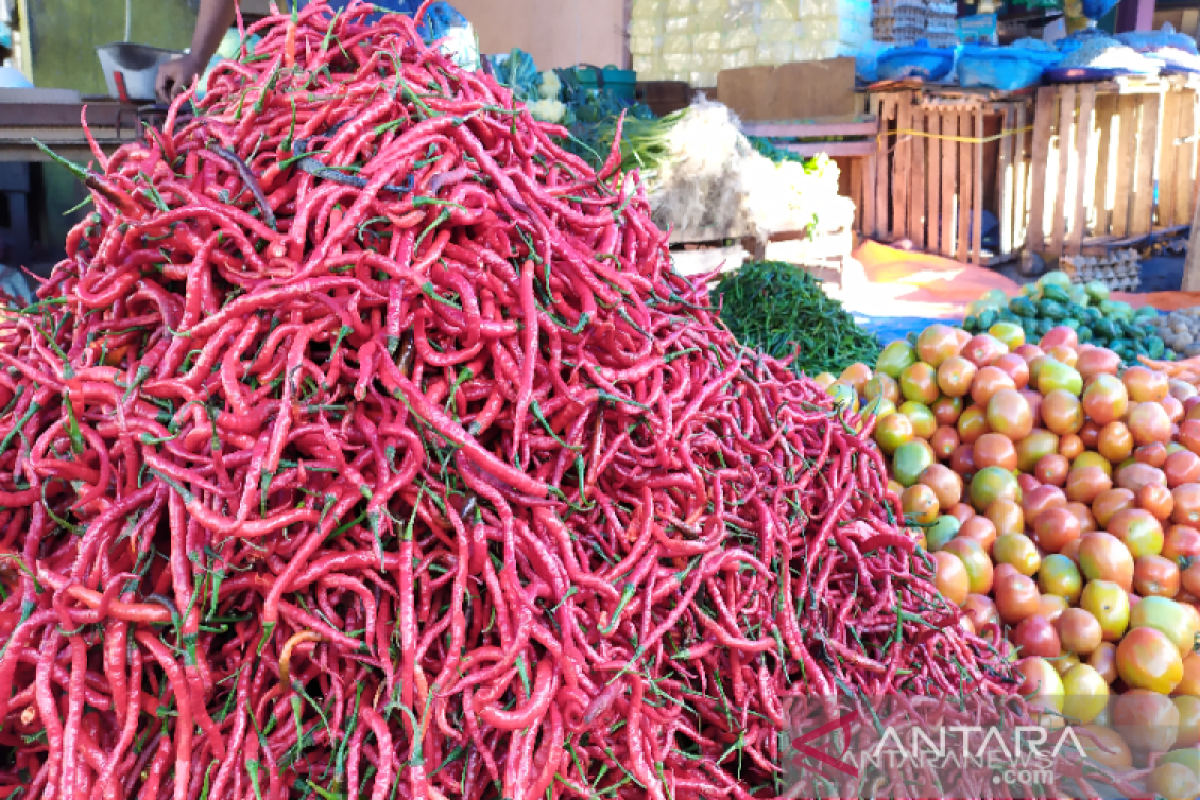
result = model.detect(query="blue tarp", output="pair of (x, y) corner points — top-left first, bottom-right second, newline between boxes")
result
(855, 315), (947, 345)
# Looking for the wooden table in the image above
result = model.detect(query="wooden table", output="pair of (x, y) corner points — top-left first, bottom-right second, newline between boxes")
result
(0, 95), (142, 162)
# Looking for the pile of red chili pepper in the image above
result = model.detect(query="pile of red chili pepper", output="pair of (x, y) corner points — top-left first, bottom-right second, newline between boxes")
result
(0, 4), (1113, 799)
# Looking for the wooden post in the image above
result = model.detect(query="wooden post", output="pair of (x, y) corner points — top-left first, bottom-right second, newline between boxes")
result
(1068, 85), (1095, 256)
(927, 110), (941, 254)
(1028, 87), (1055, 255)
(894, 93), (911, 241)
(1013, 101), (1028, 252)
(1159, 88), (1182, 228)
(1131, 90), (1162, 235)
(1177, 87), (1198, 227)
(958, 109), (972, 261)
(875, 95), (892, 240)
(1184, 176), (1200, 291)
(910, 104), (925, 251)
(1051, 84), (1075, 258)
(1094, 93), (1115, 237)
(851, 157), (863, 233)
(972, 107), (984, 264)
(1112, 93), (1138, 237)
(863, 96), (878, 238)
(942, 109), (958, 258)
(998, 103), (1014, 257)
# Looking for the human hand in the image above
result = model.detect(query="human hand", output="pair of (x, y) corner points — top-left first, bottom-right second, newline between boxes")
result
(155, 53), (203, 103)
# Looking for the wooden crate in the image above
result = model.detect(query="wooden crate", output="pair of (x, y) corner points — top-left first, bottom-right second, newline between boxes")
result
(741, 115), (878, 157)
(1028, 75), (1200, 260)
(853, 87), (1034, 266)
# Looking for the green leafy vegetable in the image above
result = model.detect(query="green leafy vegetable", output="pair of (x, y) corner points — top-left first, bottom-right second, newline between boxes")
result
(712, 260), (880, 377)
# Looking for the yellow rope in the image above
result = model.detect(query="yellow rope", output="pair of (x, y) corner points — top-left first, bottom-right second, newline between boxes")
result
(879, 125), (1035, 145)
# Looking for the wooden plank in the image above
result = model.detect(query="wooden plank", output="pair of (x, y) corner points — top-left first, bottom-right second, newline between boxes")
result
(1013, 101), (1028, 253)
(1112, 93), (1138, 238)
(1175, 88), (1198, 227)
(1068, 85), (1096, 256)
(875, 95), (891, 240)
(941, 109), (957, 258)
(997, 104), (1014, 257)
(851, 156), (862, 232)
(741, 117), (879, 138)
(958, 109), (972, 261)
(1184, 172), (1200, 291)
(910, 105), (925, 250)
(778, 141), (876, 157)
(1158, 89), (1183, 229)
(1093, 94), (1115, 237)
(927, 110), (941, 255)
(1027, 87), (1055, 254)
(894, 93), (911, 241)
(1131, 91), (1162, 236)
(1050, 84), (1075, 258)
(862, 97), (877, 238)
(972, 107), (984, 264)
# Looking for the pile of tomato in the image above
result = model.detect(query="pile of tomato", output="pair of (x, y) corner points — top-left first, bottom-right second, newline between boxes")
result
(825, 321), (1200, 791)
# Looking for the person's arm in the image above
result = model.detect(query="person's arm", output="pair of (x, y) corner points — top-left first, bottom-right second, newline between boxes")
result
(155, 0), (240, 102)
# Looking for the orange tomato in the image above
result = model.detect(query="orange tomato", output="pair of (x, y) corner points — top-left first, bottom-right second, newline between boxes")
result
(931, 395), (964, 427)
(918, 464), (962, 509)
(1075, 347), (1120, 381)
(1031, 507), (1081, 555)
(973, 433), (1018, 472)
(1123, 365), (1170, 403)
(1066, 501), (1097, 535)
(994, 571), (1041, 624)
(985, 499), (1024, 538)
(1116, 626), (1184, 694)
(1128, 401), (1174, 447)
(1165, 450), (1200, 488)
(1138, 483), (1175, 522)
(1177, 652), (1200, 697)
(986, 389), (1033, 441)
(992, 353), (1030, 390)
(958, 515), (997, 555)
(1089, 642), (1119, 683)
(1065, 466), (1112, 505)
(936, 356), (977, 399)
(956, 406), (991, 445)
(1163, 525), (1200, 561)
(971, 366), (1017, 408)
(1092, 487), (1136, 529)
(1077, 532), (1135, 591)
(932, 551), (969, 606)
(1041, 389), (1084, 436)
(839, 363), (875, 393)
(1174, 483), (1200, 526)
(1081, 374), (1129, 425)
(1059, 433), (1084, 460)
(1058, 607), (1103, 655)
(928, 426), (960, 460)
(1033, 453), (1068, 486)
(1133, 554), (1181, 598)
(1097, 421), (1135, 463)
(1136, 442), (1170, 469)
(1023, 484), (1067, 524)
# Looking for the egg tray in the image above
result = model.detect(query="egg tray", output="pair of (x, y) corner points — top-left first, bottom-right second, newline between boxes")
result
(1060, 248), (1141, 292)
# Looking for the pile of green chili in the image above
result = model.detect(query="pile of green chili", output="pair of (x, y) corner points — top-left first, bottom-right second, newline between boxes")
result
(711, 259), (880, 377)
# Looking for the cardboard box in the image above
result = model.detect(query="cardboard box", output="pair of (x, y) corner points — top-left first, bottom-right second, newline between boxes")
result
(717, 57), (855, 122)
